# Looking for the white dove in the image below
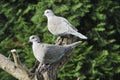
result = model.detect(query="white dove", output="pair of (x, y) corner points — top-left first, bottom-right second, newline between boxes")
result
(28, 35), (82, 70)
(44, 9), (87, 39)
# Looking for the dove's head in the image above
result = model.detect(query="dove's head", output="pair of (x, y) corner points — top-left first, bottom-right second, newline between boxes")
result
(28, 35), (40, 43)
(44, 9), (55, 17)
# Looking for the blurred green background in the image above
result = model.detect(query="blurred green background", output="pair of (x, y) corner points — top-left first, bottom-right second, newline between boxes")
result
(0, 0), (120, 80)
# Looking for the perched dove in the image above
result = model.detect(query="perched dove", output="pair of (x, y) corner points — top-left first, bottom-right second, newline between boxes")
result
(44, 9), (87, 39)
(29, 35), (82, 69)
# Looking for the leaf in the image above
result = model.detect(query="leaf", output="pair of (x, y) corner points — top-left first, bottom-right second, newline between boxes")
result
(72, 3), (83, 11)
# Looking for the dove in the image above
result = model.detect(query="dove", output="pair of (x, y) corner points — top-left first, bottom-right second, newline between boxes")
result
(28, 35), (82, 70)
(44, 9), (87, 39)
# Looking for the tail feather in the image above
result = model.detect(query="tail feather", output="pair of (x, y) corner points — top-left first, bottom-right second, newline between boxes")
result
(65, 41), (82, 48)
(71, 32), (87, 39)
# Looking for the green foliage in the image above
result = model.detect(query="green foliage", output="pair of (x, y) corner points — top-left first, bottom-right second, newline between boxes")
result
(0, 0), (120, 80)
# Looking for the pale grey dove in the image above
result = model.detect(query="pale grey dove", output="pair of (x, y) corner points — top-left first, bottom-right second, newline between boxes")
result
(44, 9), (87, 39)
(29, 35), (82, 69)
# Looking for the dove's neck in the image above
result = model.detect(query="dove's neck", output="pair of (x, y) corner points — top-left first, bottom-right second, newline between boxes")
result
(32, 42), (44, 63)
(32, 42), (40, 48)
(32, 42), (40, 46)
(32, 42), (42, 54)
(47, 15), (56, 19)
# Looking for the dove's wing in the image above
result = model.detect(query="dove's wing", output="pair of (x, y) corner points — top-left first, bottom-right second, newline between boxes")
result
(56, 16), (79, 35)
(61, 17), (78, 31)
(42, 44), (67, 64)
(58, 17), (87, 39)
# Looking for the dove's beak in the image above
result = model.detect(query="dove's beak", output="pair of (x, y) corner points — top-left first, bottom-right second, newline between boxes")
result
(28, 40), (32, 45)
(43, 13), (46, 16)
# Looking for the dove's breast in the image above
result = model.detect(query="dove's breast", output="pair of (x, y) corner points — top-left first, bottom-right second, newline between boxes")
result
(32, 43), (45, 63)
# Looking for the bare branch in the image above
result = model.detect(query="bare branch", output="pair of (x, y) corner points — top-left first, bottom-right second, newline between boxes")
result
(11, 49), (22, 67)
(77, 77), (80, 80)
(11, 49), (31, 79)
(0, 54), (31, 80)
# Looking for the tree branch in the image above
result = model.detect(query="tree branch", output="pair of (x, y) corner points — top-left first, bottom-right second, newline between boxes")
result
(11, 49), (32, 80)
(0, 54), (31, 80)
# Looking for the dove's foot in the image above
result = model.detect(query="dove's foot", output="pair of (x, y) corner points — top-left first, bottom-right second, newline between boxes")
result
(35, 68), (39, 74)
(40, 64), (51, 72)
(35, 63), (42, 74)
(55, 36), (63, 45)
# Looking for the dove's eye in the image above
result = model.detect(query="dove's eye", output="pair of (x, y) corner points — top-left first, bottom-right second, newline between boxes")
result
(32, 37), (35, 39)
(46, 11), (49, 13)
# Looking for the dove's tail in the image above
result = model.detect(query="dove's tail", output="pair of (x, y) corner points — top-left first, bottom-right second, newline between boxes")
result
(65, 41), (82, 48)
(71, 32), (87, 39)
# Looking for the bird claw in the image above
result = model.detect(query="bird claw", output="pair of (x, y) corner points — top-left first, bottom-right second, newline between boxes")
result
(35, 67), (39, 74)
(55, 37), (63, 45)
(35, 63), (42, 74)
(40, 64), (50, 72)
